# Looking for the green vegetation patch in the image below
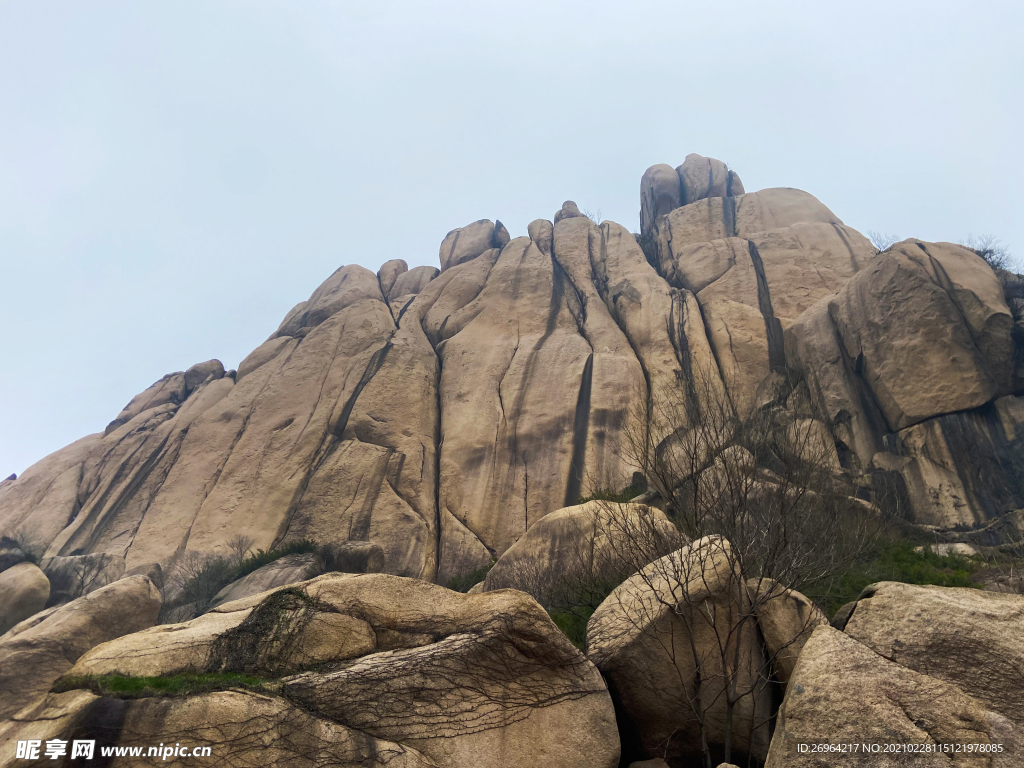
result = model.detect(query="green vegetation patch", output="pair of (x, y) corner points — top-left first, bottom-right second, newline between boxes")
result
(814, 538), (985, 617)
(53, 672), (268, 699)
(447, 559), (496, 593)
(551, 607), (594, 650)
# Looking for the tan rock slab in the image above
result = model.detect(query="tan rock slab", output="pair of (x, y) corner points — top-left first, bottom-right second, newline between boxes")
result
(747, 577), (828, 684)
(842, 581), (1024, 726)
(765, 625), (1021, 767)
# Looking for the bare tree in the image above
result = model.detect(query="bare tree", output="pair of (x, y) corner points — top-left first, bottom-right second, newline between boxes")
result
(961, 233), (1016, 272)
(162, 550), (234, 621)
(45, 555), (118, 604)
(587, 365), (879, 766)
(227, 534), (256, 567)
(867, 230), (899, 253)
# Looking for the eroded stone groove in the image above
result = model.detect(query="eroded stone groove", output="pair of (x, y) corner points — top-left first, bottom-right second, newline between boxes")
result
(747, 240), (786, 372)
(565, 353), (594, 507)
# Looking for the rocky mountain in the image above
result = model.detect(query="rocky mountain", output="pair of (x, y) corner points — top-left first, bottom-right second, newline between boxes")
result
(3, 159), (1024, 767)
(2, 152), (1022, 586)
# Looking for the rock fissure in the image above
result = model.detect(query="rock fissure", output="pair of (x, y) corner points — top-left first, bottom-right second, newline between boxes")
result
(564, 354), (594, 508)
(747, 240), (786, 372)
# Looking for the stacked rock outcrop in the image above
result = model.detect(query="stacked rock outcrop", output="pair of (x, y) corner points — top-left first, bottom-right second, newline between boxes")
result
(1, 151), (1021, 592)
(3, 574), (620, 768)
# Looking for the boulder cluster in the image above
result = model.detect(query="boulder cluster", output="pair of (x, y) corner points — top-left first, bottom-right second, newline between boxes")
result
(2, 153), (1024, 766)
(1, 533), (1021, 766)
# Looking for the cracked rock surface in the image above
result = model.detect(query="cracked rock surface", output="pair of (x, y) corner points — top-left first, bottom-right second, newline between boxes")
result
(1, 153), (1022, 588)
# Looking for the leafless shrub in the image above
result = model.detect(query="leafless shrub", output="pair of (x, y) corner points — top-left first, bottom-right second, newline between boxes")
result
(867, 230), (899, 252)
(43, 553), (131, 606)
(226, 534), (255, 567)
(163, 550), (234, 621)
(581, 207), (603, 224)
(961, 233), (1017, 272)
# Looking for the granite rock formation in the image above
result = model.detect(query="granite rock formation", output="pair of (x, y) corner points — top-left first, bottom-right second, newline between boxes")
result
(13, 573), (620, 768)
(1, 151), (1021, 593)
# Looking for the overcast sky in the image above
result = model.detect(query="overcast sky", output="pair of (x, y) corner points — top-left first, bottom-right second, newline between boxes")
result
(1, 0), (1021, 476)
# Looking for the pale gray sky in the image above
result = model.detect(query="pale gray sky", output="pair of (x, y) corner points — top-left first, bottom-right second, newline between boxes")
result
(2, 0), (1021, 475)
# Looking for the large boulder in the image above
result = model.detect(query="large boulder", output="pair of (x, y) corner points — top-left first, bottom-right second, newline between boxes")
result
(68, 582), (375, 678)
(841, 581), (1024, 726)
(654, 188), (841, 261)
(439, 219), (503, 271)
(0, 690), (100, 765)
(765, 625), (1021, 766)
(0, 575), (161, 719)
(377, 258), (409, 297)
(63, 573), (620, 768)
(657, 218), (874, 412)
(639, 155), (744, 242)
(483, 501), (683, 607)
(387, 265), (439, 303)
(676, 153), (743, 204)
(640, 164), (682, 240)
(747, 578), (828, 684)
(870, 395), (1024, 527)
(786, 242), (1020, 524)
(0, 562), (50, 635)
(183, 359), (226, 392)
(587, 537), (771, 766)
(829, 241), (1013, 430)
(0, 434), (103, 557)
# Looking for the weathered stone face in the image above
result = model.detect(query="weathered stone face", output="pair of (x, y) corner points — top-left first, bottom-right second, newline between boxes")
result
(841, 581), (1024, 727)
(783, 237), (1022, 525)
(482, 501), (683, 607)
(0, 562), (49, 635)
(1, 152), (1019, 590)
(746, 578), (828, 685)
(765, 625), (1022, 767)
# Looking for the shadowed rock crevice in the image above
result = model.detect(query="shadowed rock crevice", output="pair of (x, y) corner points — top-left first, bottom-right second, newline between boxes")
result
(565, 354), (594, 507)
(747, 241), (786, 373)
